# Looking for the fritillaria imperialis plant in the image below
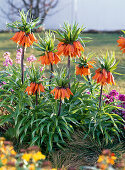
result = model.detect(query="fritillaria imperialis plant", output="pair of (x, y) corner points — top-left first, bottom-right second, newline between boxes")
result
(7, 10), (39, 84)
(92, 51), (119, 108)
(25, 65), (45, 105)
(56, 23), (85, 88)
(35, 31), (61, 89)
(50, 69), (73, 116)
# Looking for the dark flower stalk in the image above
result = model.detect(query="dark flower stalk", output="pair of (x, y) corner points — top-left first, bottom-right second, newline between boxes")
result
(49, 63), (54, 90)
(99, 85), (103, 108)
(87, 75), (91, 85)
(58, 98), (62, 116)
(21, 46), (25, 84)
(67, 55), (70, 88)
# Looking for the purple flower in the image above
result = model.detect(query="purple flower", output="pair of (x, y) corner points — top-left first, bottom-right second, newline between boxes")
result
(3, 56), (13, 67)
(15, 48), (22, 64)
(109, 90), (119, 97)
(2, 81), (6, 85)
(3, 52), (10, 58)
(86, 91), (90, 95)
(40, 67), (44, 72)
(118, 94), (125, 101)
(27, 55), (36, 63)
(10, 89), (14, 92)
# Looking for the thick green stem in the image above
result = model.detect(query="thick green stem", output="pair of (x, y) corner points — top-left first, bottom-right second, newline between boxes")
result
(58, 99), (62, 116)
(35, 90), (38, 106)
(21, 46), (25, 84)
(99, 85), (103, 109)
(67, 55), (70, 89)
(49, 64), (54, 90)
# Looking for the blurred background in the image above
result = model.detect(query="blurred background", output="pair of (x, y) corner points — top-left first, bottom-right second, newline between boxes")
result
(0, 0), (125, 92)
(0, 0), (125, 31)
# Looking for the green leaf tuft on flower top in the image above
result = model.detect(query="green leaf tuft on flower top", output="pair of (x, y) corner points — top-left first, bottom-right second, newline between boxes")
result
(55, 22), (85, 44)
(52, 68), (70, 88)
(7, 9), (40, 33)
(97, 51), (119, 73)
(34, 31), (56, 53)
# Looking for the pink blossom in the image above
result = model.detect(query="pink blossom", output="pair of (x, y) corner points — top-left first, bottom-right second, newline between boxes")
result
(40, 67), (44, 72)
(3, 52), (10, 58)
(15, 48), (22, 64)
(3, 52), (13, 66)
(27, 55), (37, 63)
(2, 81), (6, 85)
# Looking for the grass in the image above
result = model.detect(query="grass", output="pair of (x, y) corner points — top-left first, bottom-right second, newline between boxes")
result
(0, 32), (125, 93)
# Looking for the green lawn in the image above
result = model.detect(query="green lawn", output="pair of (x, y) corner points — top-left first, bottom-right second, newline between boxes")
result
(0, 32), (125, 93)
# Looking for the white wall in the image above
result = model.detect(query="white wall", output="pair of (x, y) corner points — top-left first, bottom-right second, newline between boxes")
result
(0, 0), (125, 31)
(44, 0), (125, 31)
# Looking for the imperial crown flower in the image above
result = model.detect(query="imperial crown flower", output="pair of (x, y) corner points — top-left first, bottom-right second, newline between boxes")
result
(56, 23), (84, 58)
(50, 87), (73, 100)
(25, 82), (45, 95)
(8, 10), (39, 48)
(92, 68), (115, 85)
(117, 36), (125, 53)
(50, 69), (73, 101)
(35, 32), (60, 65)
(92, 52), (118, 86)
(76, 54), (95, 76)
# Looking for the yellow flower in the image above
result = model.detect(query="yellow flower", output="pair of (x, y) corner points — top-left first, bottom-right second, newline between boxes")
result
(22, 153), (32, 162)
(1, 154), (7, 165)
(32, 151), (46, 162)
(97, 155), (105, 163)
(29, 163), (35, 170)
(10, 149), (16, 156)
(0, 137), (5, 145)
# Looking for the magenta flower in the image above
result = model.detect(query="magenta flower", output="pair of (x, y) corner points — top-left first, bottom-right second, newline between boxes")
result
(2, 81), (6, 85)
(109, 90), (119, 97)
(27, 54), (37, 63)
(118, 94), (125, 101)
(86, 91), (90, 95)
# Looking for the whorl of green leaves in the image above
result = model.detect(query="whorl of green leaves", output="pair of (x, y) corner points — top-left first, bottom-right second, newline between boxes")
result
(26, 65), (45, 84)
(7, 10), (40, 33)
(76, 52), (94, 68)
(52, 69), (70, 88)
(55, 22), (85, 44)
(97, 51), (119, 73)
(34, 31), (56, 54)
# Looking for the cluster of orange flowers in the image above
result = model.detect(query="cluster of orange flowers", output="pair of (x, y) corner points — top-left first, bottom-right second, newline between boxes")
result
(25, 82), (45, 95)
(97, 149), (117, 170)
(92, 68), (115, 85)
(76, 61), (95, 76)
(57, 41), (84, 58)
(39, 52), (61, 65)
(10, 31), (37, 48)
(50, 87), (73, 100)
(0, 137), (56, 170)
(117, 37), (125, 53)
